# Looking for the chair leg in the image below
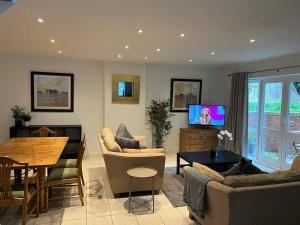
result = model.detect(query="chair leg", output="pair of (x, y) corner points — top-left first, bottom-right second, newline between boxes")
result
(80, 169), (85, 185)
(78, 179), (84, 206)
(36, 191), (40, 217)
(45, 186), (49, 212)
(22, 201), (27, 225)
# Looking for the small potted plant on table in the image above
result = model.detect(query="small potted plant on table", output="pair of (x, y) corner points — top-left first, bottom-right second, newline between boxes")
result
(11, 105), (26, 127)
(22, 112), (32, 127)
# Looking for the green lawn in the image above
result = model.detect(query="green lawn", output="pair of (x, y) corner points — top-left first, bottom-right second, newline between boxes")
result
(249, 102), (300, 113)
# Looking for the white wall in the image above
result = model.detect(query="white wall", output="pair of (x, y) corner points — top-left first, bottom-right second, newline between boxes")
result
(145, 64), (228, 152)
(103, 62), (147, 135)
(0, 55), (104, 154)
(0, 55), (230, 155)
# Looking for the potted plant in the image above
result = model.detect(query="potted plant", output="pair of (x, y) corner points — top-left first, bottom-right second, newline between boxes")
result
(22, 112), (32, 127)
(11, 105), (26, 127)
(146, 99), (174, 148)
(215, 130), (233, 155)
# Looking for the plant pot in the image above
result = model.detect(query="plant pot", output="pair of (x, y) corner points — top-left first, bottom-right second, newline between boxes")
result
(15, 119), (23, 128)
(24, 121), (30, 127)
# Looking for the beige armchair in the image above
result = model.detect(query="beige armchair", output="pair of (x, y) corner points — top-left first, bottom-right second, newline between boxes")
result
(98, 130), (165, 197)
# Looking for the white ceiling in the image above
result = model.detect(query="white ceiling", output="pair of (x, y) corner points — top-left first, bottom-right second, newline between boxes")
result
(0, 0), (300, 65)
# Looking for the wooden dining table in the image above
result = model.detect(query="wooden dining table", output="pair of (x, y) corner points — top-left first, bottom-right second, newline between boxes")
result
(0, 137), (68, 212)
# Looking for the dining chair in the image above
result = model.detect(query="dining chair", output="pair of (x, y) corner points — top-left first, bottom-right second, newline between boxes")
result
(51, 134), (86, 185)
(45, 137), (86, 211)
(31, 127), (57, 137)
(0, 156), (39, 225)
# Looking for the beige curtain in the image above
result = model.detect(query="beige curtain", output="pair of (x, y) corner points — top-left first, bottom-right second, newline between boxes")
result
(228, 72), (248, 154)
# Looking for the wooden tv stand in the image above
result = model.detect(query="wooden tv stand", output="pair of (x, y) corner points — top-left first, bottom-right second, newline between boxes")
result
(179, 128), (219, 152)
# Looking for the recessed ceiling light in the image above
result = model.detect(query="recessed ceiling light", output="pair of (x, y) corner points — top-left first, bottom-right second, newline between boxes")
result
(50, 39), (56, 43)
(250, 39), (256, 43)
(156, 48), (161, 52)
(180, 33), (185, 37)
(144, 56), (148, 60)
(210, 52), (215, 55)
(137, 29), (143, 33)
(117, 54), (122, 58)
(37, 18), (44, 23)
(188, 59), (193, 62)
(58, 50), (62, 54)
(125, 45), (129, 49)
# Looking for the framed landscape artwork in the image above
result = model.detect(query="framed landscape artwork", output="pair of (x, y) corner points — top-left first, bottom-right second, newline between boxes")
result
(170, 78), (202, 112)
(31, 71), (74, 112)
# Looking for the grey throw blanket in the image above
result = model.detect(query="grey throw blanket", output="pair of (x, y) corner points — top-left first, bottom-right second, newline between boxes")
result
(183, 167), (212, 219)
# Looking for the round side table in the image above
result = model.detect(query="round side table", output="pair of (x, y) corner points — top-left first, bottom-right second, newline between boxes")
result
(127, 167), (157, 213)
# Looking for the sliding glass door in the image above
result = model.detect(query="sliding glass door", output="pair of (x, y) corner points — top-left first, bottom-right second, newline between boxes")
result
(247, 75), (300, 169)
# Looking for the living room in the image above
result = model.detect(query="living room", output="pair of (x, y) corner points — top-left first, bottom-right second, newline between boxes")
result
(1, 0), (300, 225)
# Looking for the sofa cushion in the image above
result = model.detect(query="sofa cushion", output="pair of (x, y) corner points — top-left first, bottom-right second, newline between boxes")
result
(193, 162), (224, 183)
(102, 127), (115, 140)
(115, 137), (140, 149)
(103, 135), (122, 152)
(133, 135), (148, 149)
(116, 123), (133, 139)
(122, 148), (164, 153)
(224, 169), (300, 188)
(221, 158), (265, 177)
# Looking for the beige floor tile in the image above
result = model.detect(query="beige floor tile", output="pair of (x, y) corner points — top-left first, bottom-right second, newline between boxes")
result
(157, 207), (183, 222)
(108, 197), (129, 215)
(62, 206), (87, 221)
(61, 219), (86, 225)
(163, 218), (194, 225)
(87, 197), (110, 217)
(111, 213), (139, 225)
(87, 215), (113, 225)
(34, 209), (63, 225)
(177, 206), (189, 217)
(135, 212), (164, 225)
(154, 194), (173, 210)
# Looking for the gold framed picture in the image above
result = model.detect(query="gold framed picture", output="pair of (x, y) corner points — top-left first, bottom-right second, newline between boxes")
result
(112, 74), (140, 104)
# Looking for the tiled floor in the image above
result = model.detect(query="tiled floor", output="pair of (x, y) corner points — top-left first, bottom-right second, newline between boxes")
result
(0, 153), (198, 225)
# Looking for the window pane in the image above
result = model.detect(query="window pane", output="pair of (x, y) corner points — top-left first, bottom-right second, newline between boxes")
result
(288, 82), (300, 132)
(262, 133), (279, 160)
(285, 141), (298, 164)
(263, 83), (282, 129)
(247, 81), (260, 157)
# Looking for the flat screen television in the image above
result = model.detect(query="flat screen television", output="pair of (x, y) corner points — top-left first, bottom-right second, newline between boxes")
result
(188, 105), (225, 126)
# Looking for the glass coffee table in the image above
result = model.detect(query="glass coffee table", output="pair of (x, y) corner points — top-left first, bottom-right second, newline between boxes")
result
(176, 150), (245, 175)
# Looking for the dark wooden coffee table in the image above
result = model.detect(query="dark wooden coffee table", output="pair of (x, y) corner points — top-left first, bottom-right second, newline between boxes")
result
(176, 150), (244, 175)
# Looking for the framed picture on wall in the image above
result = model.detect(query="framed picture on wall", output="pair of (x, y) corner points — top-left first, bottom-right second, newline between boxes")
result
(170, 78), (202, 112)
(31, 71), (74, 112)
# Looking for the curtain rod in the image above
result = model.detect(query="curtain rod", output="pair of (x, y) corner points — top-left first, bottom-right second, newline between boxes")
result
(228, 64), (300, 76)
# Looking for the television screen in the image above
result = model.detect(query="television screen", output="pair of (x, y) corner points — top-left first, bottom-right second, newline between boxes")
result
(188, 105), (225, 126)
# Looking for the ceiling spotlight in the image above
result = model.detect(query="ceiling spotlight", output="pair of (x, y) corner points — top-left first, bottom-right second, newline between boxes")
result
(137, 29), (143, 33)
(125, 45), (129, 49)
(117, 54), (122, 58)
(180, 33), (185, 37)
(58, 50), (62, 54)
(144, 56), (148, 60)
(37, 18), (44, 23)
(250, 39), (256, 43)
(50, 39), (56, 43)
(156, 48), (161, 52)
(188, 59), (193, 62)
(210, 52), (215, 55)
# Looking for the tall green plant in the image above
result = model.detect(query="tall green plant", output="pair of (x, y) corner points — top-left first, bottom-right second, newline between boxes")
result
(146, 99), (174, 148)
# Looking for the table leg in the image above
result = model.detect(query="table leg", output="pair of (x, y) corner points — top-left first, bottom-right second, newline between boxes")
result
(152, 177), (154, 213)
(37, 167), (46, 212)
(128, 176), (132, 213)
(176, 153), (180, 175)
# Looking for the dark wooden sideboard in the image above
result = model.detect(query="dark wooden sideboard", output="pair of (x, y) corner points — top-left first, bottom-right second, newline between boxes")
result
(10, 125), (82, 159)
(180, 128), (219, 152)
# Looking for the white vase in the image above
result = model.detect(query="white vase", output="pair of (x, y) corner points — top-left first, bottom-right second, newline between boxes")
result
(24, 121), (30, 127)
